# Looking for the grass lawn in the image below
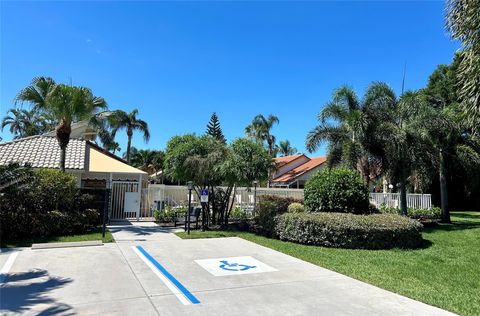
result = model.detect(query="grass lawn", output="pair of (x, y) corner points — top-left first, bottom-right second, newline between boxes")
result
(1, 227), (115, 248)
(176, 212), (480, 316)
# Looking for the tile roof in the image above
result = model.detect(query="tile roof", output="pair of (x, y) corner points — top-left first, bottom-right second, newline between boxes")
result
(274, 154), (305, 167)
(272, 156), (326, 184)
(0, 135), (86, 170)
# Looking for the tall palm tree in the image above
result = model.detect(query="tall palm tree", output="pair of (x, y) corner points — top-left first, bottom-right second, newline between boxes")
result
(373, 90), (436, 216)
(278, 140), (297, 156)
(109, 109), (150, 163)
(16, 77), (107, 171)
(306, 84), (387, 185)
(245, 114), (279, 157)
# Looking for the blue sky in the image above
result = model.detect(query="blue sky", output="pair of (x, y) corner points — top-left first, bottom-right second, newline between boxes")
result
(1, 1), (458, 156)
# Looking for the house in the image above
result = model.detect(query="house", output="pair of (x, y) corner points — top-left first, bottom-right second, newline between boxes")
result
(271, 154), (327, 188)
(0, 133), (147, 220)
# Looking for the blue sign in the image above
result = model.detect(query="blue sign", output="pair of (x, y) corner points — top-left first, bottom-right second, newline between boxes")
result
(201, 189), (209, 196)
(218, 260), (256, 272)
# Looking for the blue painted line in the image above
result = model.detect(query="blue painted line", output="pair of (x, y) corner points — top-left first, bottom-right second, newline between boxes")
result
(136, 245), (200, 305)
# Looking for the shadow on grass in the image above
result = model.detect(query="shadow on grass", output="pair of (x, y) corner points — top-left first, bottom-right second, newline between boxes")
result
(424, 213), (480, 233)
(1, 269), (73, 314)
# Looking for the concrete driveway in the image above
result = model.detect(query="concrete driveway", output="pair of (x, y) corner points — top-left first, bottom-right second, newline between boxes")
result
(0, 222), (455, 315)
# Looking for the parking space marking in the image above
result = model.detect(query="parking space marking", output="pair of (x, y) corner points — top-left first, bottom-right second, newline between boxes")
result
(132, 246), (200, 306)
(195, 256), (277, 277)
(0, 252), (18, 283)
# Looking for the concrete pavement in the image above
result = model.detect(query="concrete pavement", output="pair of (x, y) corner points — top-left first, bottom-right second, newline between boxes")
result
(0, 221), (456, 315)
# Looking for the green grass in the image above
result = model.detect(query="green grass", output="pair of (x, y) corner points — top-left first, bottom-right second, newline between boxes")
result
(1, 227), (115, 248)
(176, 212), (480, 316)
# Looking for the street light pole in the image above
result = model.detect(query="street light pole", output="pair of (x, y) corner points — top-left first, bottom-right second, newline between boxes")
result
(187, 181), (193, 235)
(253, 180), (258, 214)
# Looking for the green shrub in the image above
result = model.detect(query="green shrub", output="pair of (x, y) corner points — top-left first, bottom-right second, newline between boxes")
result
(380, 206), (442, 219)
(0, 168), (96, 239)
(275, 212), (423, 249)
(259, 195), (303, 213)
(254, 201), (280, 236)
(287, 203), (305, 213)
(304, 168), (369, 214)
(231, 207), (251, 220)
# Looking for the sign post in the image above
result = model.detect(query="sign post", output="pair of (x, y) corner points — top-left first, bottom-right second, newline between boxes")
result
(200, 189), (209, 231)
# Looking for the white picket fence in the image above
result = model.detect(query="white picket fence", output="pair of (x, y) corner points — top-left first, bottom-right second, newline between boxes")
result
(145, 184), (304, 210)
(144, 185), (432, 212)
(369, 193), (432, 209)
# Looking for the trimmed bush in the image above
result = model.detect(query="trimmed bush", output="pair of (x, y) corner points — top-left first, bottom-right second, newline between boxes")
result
(254, 201), (279, 236)
(259, 195), (303, 213)
(275, 212), (423, 249)
(380, 206), (442, 219)
(287, 203), (305, 213)
(304, 168), (369, 214)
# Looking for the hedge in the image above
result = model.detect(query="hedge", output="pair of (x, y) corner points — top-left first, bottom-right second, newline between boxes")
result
(380, 206), (442, 219)
(275, 212), (424, 249)
(0, 169), (100, 239)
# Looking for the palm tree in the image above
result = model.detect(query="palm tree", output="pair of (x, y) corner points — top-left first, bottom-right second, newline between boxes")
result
(1, 108), (50, 138)
(245, 114), (279, 157)
(109, 109), (150, 163)
(372, 90), (436, 216)
(16, 77), (107, 171)
(108, 142), (121, 155)
(278, 140), (297, 156)
(306, 84), (386, 185)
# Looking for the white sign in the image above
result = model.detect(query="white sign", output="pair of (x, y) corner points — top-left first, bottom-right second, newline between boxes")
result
(200, 189), (209, 203)
(195, 256), (277, 276)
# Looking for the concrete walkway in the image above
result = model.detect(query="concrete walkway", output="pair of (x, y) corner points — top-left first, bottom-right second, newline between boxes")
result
(0, 221), (456, 315)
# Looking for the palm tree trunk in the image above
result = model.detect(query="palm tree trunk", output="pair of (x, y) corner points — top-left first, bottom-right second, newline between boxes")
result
(439, 150), (450, 223)
(399, 169), (408, 216)
(126, 129), (133, 163)
(56, 121), (71, 172)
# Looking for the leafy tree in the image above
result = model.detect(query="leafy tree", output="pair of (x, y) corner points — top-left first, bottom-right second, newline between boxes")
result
(278, 140), (297, 156)
(164, 135), (272, 227)
(306, 84), (387, 185)
(16, 77), (107, 171)
(109, 109), (150, 163)
(2, 108), (54, 139)
(206, 112), (226, 143)
(446, 0), (480, 131)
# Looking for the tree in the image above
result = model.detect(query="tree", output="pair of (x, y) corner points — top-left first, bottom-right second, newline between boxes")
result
(421, 59), (480, 222)
(2, 108), (54, 139)
(373, 90), (436, 216)
(16, 77), (107, 171)
(130, 149), (164, 174)
(245, 114), (279, 157)
(306, 84), (386, 185)
(164, 135), (272, 227)
(206, 112), (226, 143)
(109, 109), (150, 163)
(278, 140), (297, 156)
(446, 0), (480, 131)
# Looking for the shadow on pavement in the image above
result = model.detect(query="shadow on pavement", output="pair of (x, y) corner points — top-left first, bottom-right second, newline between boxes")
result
(108, 224), (180, 236)
(0, 269), (73, 315)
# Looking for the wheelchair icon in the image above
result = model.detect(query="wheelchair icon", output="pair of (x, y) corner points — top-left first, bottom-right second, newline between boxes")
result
(219, 260), (256, 272)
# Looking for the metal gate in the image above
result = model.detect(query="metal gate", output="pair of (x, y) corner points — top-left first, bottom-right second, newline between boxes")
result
(110, 181), (141, 220)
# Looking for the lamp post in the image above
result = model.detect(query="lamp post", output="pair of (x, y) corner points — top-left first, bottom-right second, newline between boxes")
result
(186, 181), (193, 235)
(253, 180), (259, 213)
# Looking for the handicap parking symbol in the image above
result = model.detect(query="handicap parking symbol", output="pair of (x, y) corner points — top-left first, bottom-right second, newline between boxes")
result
(219, 260), (256, 272)
(195, 256), (277, 276)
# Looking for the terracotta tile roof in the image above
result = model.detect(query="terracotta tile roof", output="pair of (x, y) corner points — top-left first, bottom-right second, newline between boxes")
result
(274, 154), (305, 167)
(0, 135), (86, 170)
(272, 156), (326, 184)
